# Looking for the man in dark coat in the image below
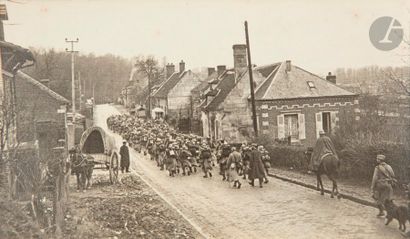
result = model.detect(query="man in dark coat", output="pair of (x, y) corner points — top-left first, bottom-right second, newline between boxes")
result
(248, 144), (266, 188)
(120, 140), (130, 173)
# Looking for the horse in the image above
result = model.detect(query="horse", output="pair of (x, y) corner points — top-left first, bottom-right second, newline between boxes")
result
(69, 149), (94, 192)
(305, 148), (341, 199)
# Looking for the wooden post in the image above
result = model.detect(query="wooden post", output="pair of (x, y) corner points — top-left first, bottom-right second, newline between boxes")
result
(244, 21), (258, 138)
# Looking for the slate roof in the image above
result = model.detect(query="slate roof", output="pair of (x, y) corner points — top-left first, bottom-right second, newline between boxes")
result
(15, 71), (70, 104)
(192, 71), (218, 93)
(255, 61), (357, 101)
(203, 70), (235, 111)
(153, 71), (187, 98)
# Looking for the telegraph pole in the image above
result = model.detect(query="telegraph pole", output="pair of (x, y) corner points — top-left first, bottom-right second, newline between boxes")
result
(65, 38), (79, 123)
(244, 21), (258, 137)
(78, 71), (82, 112)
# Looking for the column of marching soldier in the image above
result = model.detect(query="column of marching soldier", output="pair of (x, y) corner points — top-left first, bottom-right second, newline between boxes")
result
(106, 114), (272, 188)
(106, 113), (408, 235)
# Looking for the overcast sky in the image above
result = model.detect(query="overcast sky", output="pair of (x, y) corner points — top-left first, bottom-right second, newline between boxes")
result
(4, 0), (410, 75)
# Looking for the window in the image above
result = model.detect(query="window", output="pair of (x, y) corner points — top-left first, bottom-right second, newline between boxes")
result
(284, 114), (299, 140)
(307, 81), (315, 89)
(322, 112), (331, 134)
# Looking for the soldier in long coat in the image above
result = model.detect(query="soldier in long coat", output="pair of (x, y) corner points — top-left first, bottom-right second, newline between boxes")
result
(248, 144), (266, 188)
(120, 140), (130, 173)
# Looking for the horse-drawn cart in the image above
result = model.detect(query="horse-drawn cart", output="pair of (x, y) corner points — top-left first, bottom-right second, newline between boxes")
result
(79, 126), (120, 184)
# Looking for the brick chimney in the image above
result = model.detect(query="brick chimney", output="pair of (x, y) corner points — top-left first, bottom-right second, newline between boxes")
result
(179, 60), (185, 73)
(166, 63), (175, 79)
(217, 65), (226, 77)
(208, 67), (216, 77)
(285, 60), (291, 72)
(326, 72), (336, 84)
(233, 44), (247, 79)
(40, 79), (50, 88)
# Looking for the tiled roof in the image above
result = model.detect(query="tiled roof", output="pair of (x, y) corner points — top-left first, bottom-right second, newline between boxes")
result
(203, 70), (235, 111)
(255, 62), (357, 100)
(192, 71), (218, 93)
(153, 71), (186, 98)
(16, 71), (70, 104)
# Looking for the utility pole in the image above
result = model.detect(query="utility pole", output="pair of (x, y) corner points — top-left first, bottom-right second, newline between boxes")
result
(147, 74), (151, 119)
(65, 38), (79, 123)
(78, 71), (82, 112)
(244, 21), (258, 138)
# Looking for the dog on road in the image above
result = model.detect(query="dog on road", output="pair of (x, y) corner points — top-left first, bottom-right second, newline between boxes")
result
(384, 199), (408, 232)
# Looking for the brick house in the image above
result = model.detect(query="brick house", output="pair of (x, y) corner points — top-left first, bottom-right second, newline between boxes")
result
(254, 61), (359, 146)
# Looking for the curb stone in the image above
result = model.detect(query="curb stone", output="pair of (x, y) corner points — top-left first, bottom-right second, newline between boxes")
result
(267, 172), (378, 208)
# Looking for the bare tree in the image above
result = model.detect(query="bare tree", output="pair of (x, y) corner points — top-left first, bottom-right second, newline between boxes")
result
(134, 56), (162, 118)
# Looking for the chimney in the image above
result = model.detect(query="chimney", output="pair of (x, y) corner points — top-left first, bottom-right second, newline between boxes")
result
(232, 44), (247, 78)
(217, 65), (226, 77)
(40, 79), (50, 88)
(166, 63), (175, 79)
(326, 72), (336, 84)
(285, 60), (291, 72)
(207, 67), (216, 77)
(179, 60), (185, 73)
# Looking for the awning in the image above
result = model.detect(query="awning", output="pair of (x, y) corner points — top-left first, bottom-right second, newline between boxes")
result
(152, 107), (164, 113)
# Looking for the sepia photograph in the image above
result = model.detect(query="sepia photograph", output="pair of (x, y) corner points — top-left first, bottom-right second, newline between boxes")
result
(0, 0), (409, 238)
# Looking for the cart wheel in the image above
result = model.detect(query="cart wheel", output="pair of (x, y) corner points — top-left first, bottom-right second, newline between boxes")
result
(109, 152), (119, 184)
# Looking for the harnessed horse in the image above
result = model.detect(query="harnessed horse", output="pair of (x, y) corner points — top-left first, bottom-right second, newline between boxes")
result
(70, 149), (94, 192)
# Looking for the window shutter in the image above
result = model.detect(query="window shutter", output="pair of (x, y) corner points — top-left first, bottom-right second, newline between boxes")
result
(330, 111), (339, 133)
(277, 114), (285, 139)
(315, 112), (323, 139)
(298, 113), (306, 140)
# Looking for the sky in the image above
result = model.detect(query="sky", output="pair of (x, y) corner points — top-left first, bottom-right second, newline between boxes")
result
(3, 0), (410, 75)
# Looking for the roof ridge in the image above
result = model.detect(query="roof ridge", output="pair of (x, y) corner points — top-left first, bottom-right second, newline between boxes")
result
(253, 63), (280, 99)
(262, 61), (285, 99)
(153, 72), (179, 97)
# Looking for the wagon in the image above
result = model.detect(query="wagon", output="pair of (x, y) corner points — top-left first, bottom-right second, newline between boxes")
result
(79, 126), (120, 184)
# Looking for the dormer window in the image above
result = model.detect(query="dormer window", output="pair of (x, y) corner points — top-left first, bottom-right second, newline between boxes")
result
(307, 81), (315, 89)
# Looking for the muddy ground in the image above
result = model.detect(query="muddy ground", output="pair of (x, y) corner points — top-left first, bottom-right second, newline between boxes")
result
(63, 171), (200, 239)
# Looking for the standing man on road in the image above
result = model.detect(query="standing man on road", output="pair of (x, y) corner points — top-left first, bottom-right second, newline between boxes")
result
(120, 140), (130, 173)
(248, 143), (266, 188)
(371, 154), (396, 217)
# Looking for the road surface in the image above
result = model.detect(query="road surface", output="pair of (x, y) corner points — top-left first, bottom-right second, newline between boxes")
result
(94, 104), (401, 239)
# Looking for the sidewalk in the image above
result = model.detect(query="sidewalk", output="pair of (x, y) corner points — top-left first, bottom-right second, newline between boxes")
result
(268, 167), (407, 207)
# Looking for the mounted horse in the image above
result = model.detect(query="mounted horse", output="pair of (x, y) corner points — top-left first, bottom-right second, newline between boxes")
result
(306, 131), (342, 199)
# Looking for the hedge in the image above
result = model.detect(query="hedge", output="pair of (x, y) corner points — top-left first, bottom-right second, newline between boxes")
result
(256, 135), (410, 183)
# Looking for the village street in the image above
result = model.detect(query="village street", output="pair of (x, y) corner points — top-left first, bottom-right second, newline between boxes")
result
(94, 104), (402, 239)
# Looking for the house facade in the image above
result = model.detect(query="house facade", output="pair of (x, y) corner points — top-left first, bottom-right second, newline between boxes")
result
(254, 61), (359, 147)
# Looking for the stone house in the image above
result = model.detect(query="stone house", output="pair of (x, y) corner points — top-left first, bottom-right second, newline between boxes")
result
(152, 61), (202, 122)
(190, 68), (218, 135)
